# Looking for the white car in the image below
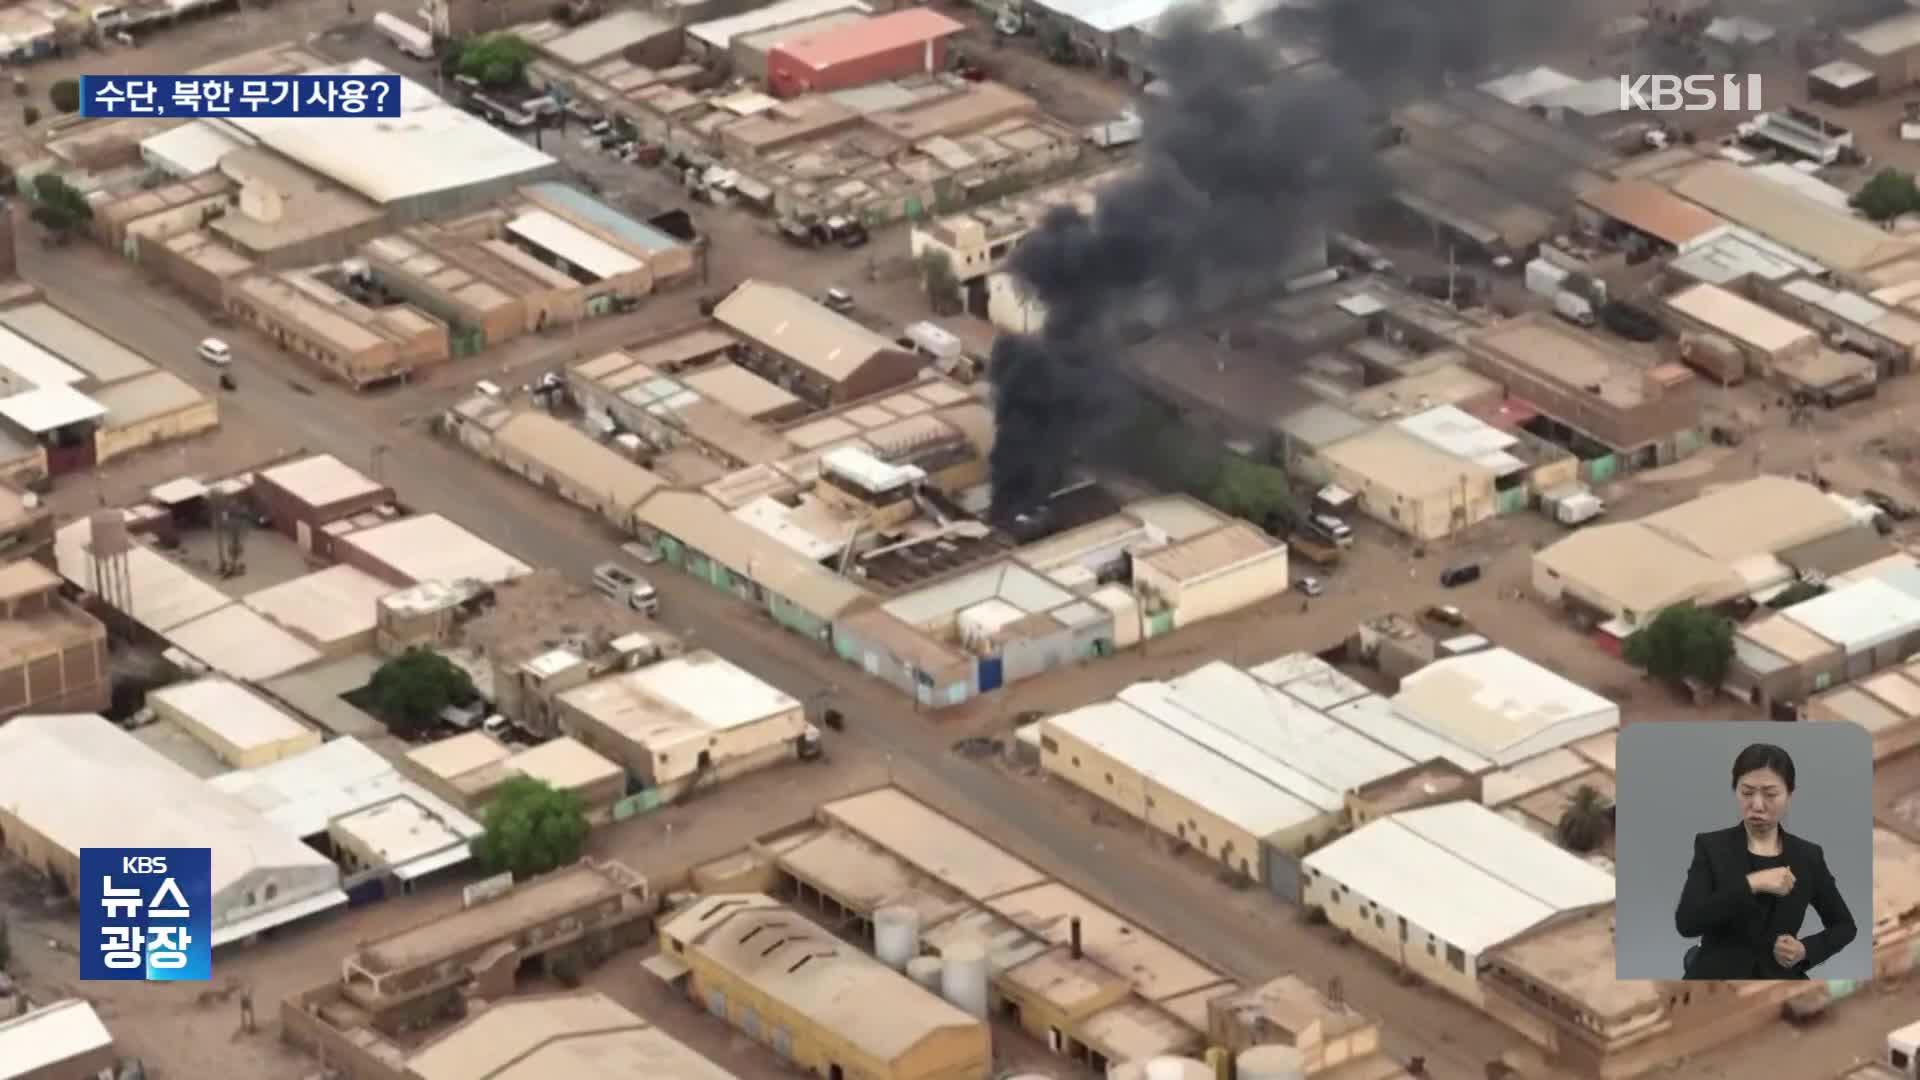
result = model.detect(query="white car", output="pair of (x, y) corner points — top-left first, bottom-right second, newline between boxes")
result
(1295, 576), (1324, 597)
(197, 337), (231, 367)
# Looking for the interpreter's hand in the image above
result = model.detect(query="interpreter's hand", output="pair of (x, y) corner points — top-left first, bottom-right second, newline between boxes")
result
(1773, 934), (1807, 969)
(1747, 866), (1796, 896)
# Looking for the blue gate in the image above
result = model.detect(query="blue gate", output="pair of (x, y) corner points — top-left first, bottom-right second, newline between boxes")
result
(977, 656), (1004, 692)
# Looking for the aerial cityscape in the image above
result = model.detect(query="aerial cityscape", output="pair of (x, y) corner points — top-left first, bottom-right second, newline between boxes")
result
(0, 0), (1918, 1078)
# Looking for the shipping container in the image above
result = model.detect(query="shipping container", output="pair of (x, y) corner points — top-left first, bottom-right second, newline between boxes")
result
(766, 7), (963, 97)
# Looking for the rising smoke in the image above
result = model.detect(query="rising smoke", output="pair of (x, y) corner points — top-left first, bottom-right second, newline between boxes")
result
(984, 0), (1571, 519)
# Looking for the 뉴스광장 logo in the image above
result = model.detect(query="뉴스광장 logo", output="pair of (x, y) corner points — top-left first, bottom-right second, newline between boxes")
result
(1618, 74), (1763, 113)
(80, 847), (212, 981)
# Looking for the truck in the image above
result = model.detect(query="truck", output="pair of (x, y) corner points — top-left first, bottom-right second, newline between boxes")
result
(1289, 532), (1343, 567)
(1542, 487), (1605, 526)
(1087, 110), (1142, 148)
(1884, 1019), (1919, 1078)
(1553, 289), (1596, 328)
(905, 321), (962, 363)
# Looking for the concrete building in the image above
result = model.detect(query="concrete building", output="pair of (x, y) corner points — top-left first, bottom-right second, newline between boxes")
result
(1301, 801), (1615, 1006)
(1806, 658), (1920, 762)
(147, 676), (321, 769)
(203, 147), (388, 268)
(713, 279), (925, 405)
(1392, 647), (1620, 767)
(455, 408), (666, 532)
(210, 737), (482, 896)
(910, 167), (1127, 315)
(0, 714), (345, 945)
(1868, 826), (1920, 981)
(767, 8), (965, 98)
(506, 736), (627, 820)
(1532, 475), (1859, 627)
(657, 892), (992, 1080)
(1316, 426), (1498, 541)
(225, 269), (450, 389)
(243, 564), (397, 656)
(1463, 314), (1703, 476)
(526, 9), (684, 70)
(556, 650), (808, 799)
(759, 786), (1240, 1069)
(1130, 522), (1288, 630)
(402, 731), (520, 810)
(1730, 574), (1920, 709)
(1205, 975), (1394, 1072)
(687, 0), (874, 67)
(1842, 11), (1920, 90)
(0, 559), (108, 721)
(334, 513), (532, 588)
(253, 453), (395, 553)
(404, 991), (738, 1080)
(300, 860), (653, 1037)
(1662, 281), (1819, 377)
(1665, 224), (1828, 289)
(0, 999), (115, 1080)
(1756, 276), (1920, 378)
(735, 10), (872, 82)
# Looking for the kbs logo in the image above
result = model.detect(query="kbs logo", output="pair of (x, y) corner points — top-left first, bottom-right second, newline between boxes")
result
(1618, 74), (1763, 112)
(80, 847), (212, 982)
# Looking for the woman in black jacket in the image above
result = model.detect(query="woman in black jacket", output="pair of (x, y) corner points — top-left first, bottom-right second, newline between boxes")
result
(1674, 743), (1856, 980)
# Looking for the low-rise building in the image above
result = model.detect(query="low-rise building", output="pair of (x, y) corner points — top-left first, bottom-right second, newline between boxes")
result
(557, 650), (808, 799)
(1659, 159), (1918, 279)
(333, 513), (532, 588)
(243, 564), (398, 656)
(225, 269), (451, 389)
(1575, 178), (1727, 255)
(1206, 975), (1391, 1071)
(0, 559), (108, 721)
(1315, 425), (1498, 542)
(1842, 10), (1920, 90)
(714, 279), (924, 406)
(1131, 522), (1288, 630)
(454, 407), (666, 531)
(911, 167), (1126, 312)
(1731, 574), (1920, 709)
(658, 892), (993, 1080)
(1662, 281), (1819, 376)
(1806, 660), (1920, 762)
(252, 453), (395, 555)
(0, 714), (345, 946)
(403, 990), (738, 1080)
(1302, 801), (1615, 1006)
(1462, 314), (1703, 477)
(1391, 647), (1620, 767)
(0, 999), (115, 1080)
(147, 676), (321, 769)
(767, 8), (965, 98)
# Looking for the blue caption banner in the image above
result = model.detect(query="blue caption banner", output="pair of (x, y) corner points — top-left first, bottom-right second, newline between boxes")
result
(79, 75), (401, 118)
(80, 847), (213, 982)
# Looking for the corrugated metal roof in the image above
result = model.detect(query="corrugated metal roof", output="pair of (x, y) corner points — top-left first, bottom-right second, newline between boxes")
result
(713, 279), (900, 383)
(210, 736), (481, 846)
(635, 490), (870, 617)
(1392, 648), (1619, 766)
(408, 991), (740, 1080)
(1046, 699), (1322, 834)
(0, 1000), (113, 1076)
(689, 0), (872, 49)
(508, 209), (643, 281)
(1781, 576), (1920, 653)
(1666, 282), (1816, 355)
(1303, 801), (1614, 955)
(540, 9), (677, 66)
(524, 182), (685, 254)
(494, 412), (664, 516)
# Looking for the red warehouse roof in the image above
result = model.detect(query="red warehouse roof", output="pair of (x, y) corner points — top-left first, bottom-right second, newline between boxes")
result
(776, 7), (964, 70)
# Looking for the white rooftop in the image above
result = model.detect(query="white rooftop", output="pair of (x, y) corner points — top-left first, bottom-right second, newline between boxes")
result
(689, 0), (872, 48)
(332, 795), (479, 881)
(207, 730), (480, 876)
(1392, 647), (1621, 766)
(559, 650), (799, 742)
(0, 999), (113, 1077)
(1120, 661), (1413, 809)
(149, 677), (311, 752)
(164, 602), (324, 682)
(0, 714), (337, 898)
(342, 513), (531, 586)
(1781, 576), (1920, 654)
(0, 324), (85, 389)
(259, 453), (385, 507)
(141, 119), (253, 176)
(1395, 404), (1525, 475)
(216, 60), (556, 205)
(1304, 801), (1616, 955)
(243, 563), (395, 646)
(0, 384), (106, 432)
(54, 515), (232, 631)
(1046, 699), (1322, 836)
(506, 209), (644, 281)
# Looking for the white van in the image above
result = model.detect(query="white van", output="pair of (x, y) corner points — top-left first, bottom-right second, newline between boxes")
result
(592, 561), (659, 615)
(198, 338), (232, 367)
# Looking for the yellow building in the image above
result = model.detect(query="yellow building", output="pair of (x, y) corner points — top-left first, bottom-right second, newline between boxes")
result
(1130, 522), (1289, 631)
(1316, 425), (1498, 542)
(658, 893), (991, 1080)
(147, 676), (321, 769)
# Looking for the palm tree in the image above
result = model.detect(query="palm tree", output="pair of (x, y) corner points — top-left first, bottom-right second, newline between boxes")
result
(1555, 784), (1614, 854)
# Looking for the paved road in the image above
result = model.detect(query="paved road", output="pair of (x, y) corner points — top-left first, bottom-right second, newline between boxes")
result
(26, 243), (1528, 1077)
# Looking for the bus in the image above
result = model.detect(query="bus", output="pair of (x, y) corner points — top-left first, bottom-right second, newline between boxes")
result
(373, 12), (434, 61)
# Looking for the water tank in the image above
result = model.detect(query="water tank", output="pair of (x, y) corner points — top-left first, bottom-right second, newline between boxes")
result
(939, 942), (989, 1017)
(1236, 1045), (1306, 1080)
(906, 954), (943, 990)
(1107, 1058), (1212, 1080)
(874, 905), (921, 970)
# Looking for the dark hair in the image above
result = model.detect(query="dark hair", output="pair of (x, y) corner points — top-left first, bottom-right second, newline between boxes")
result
(1730, 743), (1796, 792)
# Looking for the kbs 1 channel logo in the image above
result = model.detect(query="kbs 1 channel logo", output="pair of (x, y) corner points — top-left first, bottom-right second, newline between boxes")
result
(77, 74), (402, 118)
(80, 848), (213, 982)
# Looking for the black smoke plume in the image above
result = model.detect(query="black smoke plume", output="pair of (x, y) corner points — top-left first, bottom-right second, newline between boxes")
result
(985, 0), (1569, 520)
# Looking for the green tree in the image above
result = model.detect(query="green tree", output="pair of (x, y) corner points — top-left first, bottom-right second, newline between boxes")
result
(48, 79), (78, 114)
(1555, 784), (1613, 853)
(1851, 168), (1920, 222)
(455, 33), (534, 88)
(366, 647), (475, 737)
(473, 777), (590, 880)
(29, 173), (92, 235)
(1623, 603), (1735, 688)
(1207, 453), (1293, 524)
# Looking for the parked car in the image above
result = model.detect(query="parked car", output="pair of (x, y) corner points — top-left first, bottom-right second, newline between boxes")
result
(823, 287), (854, 312)
(1295, 576), (1324, 597)
(1439, 564), (1481, 588)
(1421, 603), (1467, 627)
(197, 337), (232, 367)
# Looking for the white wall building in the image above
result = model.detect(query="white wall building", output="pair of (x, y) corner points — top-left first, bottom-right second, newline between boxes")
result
(1391, 647), (1621, 766)
(1302, 801), (1615, 1005)
(0, 715), (345, 946)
